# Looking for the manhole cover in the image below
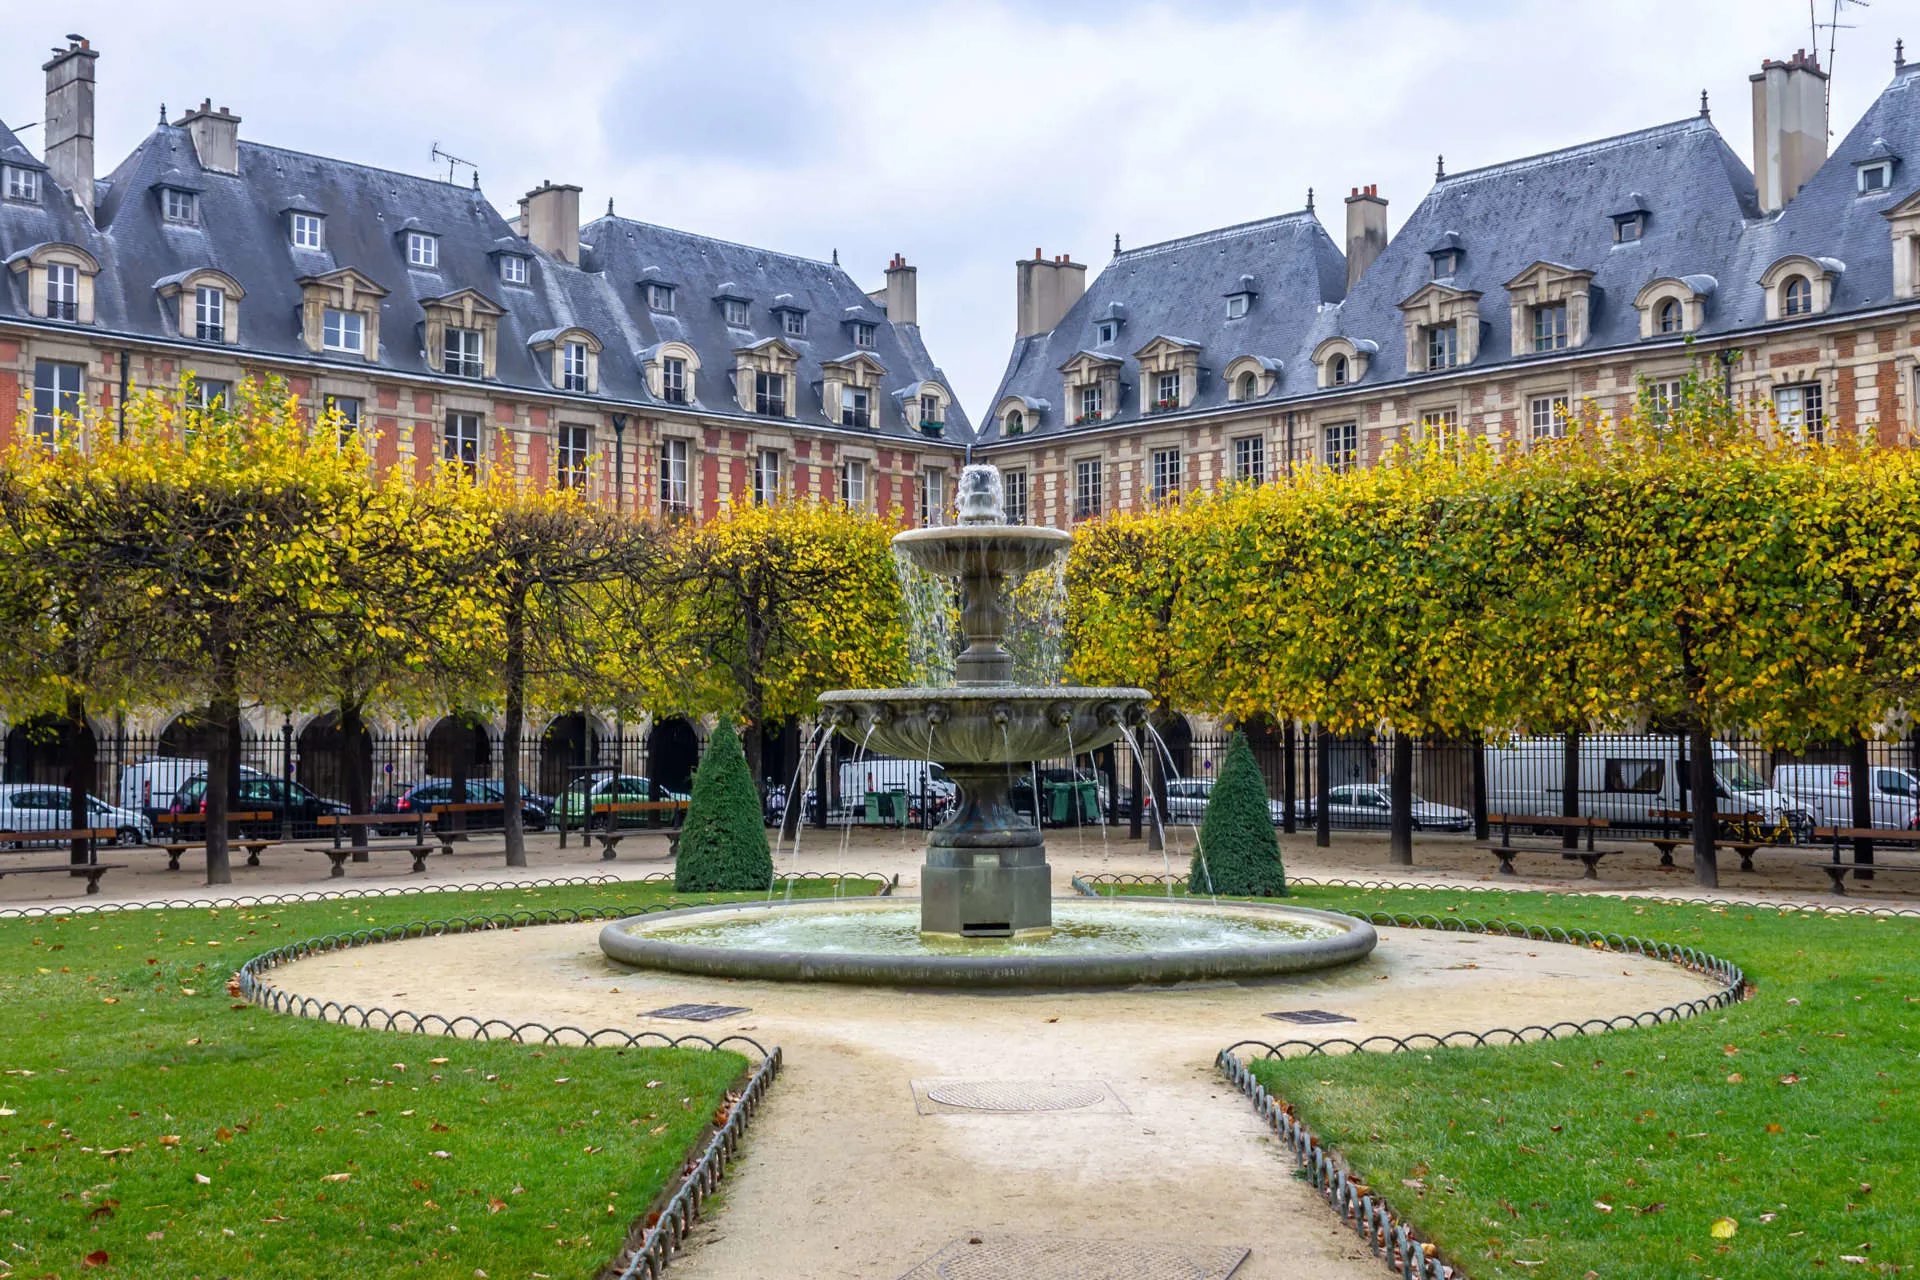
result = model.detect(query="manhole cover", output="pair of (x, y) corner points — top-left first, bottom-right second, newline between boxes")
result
(643, 1003), (751, 1022)
(1265, 1008), (1353, 1025)
(898, 1233), (1249, 1279)
(924, 1081), (1109, 1112)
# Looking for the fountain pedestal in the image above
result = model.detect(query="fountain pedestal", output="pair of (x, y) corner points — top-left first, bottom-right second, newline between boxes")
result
(921, 765), (1050, 936)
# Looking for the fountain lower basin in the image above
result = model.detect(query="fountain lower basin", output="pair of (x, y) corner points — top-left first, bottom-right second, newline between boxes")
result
(816, 686), (1150, 762)
(599, 897), (1378, 988)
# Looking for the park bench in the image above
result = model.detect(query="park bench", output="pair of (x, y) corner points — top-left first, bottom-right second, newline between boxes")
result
(425, 803), (505, 852)
(307, 812), (435, 877)
(1645, 809), (1794, 872)
(586, 801), (689, 859)
(153, 811), (278, 870)
(1807, 826), (1920, 896)
(1479, 814), (1626, 879)
(0, 826), (125, 894)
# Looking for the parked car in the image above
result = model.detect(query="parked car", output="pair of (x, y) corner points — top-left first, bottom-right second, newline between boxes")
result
(557, 773), (690, 829)
(171, 773), (348, 834)
(120, 757), (215, 821)
(1159, 776), (1289, 826)
(1485, 735), (1811, 837)
(0, 784), (152, 845)
(1293, 783), (1473, 832)
(1772, 764), (1919, 830)
(835, 758), (958, 812)
(374, 778), (552, 833)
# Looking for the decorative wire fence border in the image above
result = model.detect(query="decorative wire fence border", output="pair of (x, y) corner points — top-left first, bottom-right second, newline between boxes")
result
(1070, 869), (1920, 919)
(230, 900), (791, 1280)
(0, 869), (895, 920)
(1215, 912), (1751, 1280)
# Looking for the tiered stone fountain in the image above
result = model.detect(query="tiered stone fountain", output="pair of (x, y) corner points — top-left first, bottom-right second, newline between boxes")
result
(601, 466), (1375, 987)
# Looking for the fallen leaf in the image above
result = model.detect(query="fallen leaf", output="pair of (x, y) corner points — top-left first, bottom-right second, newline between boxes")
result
(1779, 1073), (1801, 1086)
(321, 1173), (351, 1183)
(429, 1150), (450, 1159)
(430, 1122), (450, 1132)
(486, 1197), (506, 1213)
(1711, 1217), (1738, 1239)
(1594, 1201), (1613, 1213)
(194, 1173), (211, 1185)
(430, 1057), (449, 1066)
(0, 1108), (14, 1117)
(1765, 1124), (1784, 1134)
(1726, 1073), (1743, 1084)
(159, 1135), (180, 1146)
(214, 1127), (233, 1142)
(82, 1250), (110, 1268)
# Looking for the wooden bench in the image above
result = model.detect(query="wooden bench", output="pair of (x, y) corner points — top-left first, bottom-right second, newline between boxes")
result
(0, 826), (124, 894)
(586, 801), (689, 859)
(307, 813), (435, 877)
(426, 803), (505, 852)
(153, 811), (276, 870)
(1479, 814), (1625, 879)
(1644, 809), (1789, 872)
(1808, 826), (1920, 895)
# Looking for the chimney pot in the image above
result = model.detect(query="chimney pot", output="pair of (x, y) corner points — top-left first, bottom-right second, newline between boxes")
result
(1015, 249), (1086, 339)
(1751, 50), (1829, 211)
(522, 181), (583, 264)
(1343, 184), (1388, 293)
(176, 99), (242, 174)
(43, 33), (100, 222)
(883, 253), (918, 325)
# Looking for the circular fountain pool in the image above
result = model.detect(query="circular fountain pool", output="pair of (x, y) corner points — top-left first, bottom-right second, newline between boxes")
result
(599, 897), (1376, 989)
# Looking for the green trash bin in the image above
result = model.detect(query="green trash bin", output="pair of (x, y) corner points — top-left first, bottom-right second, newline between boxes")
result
(1044, 780), (1101, 826)
(864, 789), (909, 826)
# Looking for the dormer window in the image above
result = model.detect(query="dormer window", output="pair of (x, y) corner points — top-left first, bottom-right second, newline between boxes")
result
(1859, 161), (1893, 194)
(920, 394), (942, 429)
(291, 212), (324, 250)
(647, 282), (675, 312)
(852, 322), (876, 348)
(1432, 251), (1458, 278)
(1079, 384), (1102, 420)
(1425, 323), (1457, 370)
(323, 308), (365, 353)
(724, 298), (751, 327)
(562, 341), (590, 392)
(1154, 371), (1180, 410)
(661, 357), (687, 403)
(499, 254), (528, 286)
(162, 188), (198, 224)
(194, 286), (225, 342)
(1004, 409), (1025, 436)
(445, 327), (484, 377)
(842, 386), (871, 429)
(1226, 294), (1248, 319)
(1783, 275), (1813, 316)
(1096, 320), (1117, 345)
(1613, 213), (1644, 243)
(46, 263), (79, 321)
(1531, 302), (1568, 352)
(1238, 372), (1259, 400)
(755, 370), (787, 416)
(781, 309), (805, 336)
(407, 232), (438, 268)
(5, 166), (41, 203)
(1656, 298), (1682, 333)
(1331, 354), (1349, 385)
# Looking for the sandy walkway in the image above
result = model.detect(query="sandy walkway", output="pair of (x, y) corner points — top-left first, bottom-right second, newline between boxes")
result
(275, 910), (1720, 1278)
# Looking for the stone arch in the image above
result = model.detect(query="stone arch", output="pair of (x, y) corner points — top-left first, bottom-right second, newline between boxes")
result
(425, 714), (491, 780)
(3, 714), (96, 789)
(296, 711), (372, 809)
(646, 716), (701, 795)
(539, 712), (601, 798)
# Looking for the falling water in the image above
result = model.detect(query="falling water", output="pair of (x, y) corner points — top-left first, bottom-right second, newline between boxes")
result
(1145, 723), (1218, 906)
(1006, 557), (1070, 687)
(896, 552), (959, 686)
(1116, 726), (1176, 903)
(1064, 721), (1088, 862)
(833, 723), (877, 890)
(771, 722), (831, 904)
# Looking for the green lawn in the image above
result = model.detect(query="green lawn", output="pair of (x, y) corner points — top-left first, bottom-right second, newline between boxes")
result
(0, 880), (862, 1279)
(1242, 886), (1918, 1280)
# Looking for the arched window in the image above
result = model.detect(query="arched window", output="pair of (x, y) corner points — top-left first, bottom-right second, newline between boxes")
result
(1238, 373), (1259, 401)
(1656, 298), (1681, 333)
(1004, 410), (1024, 436)
(1783, 275), (1812, 317)
(1331, 354), (1349, 386)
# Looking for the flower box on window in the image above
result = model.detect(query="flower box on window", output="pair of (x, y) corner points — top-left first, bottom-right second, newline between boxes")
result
(1074, 412), (1100, 425)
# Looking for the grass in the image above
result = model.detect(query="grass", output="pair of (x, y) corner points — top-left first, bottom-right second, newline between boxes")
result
(1237, 886), (1919, 1280)
(0, 878), (871, 1279)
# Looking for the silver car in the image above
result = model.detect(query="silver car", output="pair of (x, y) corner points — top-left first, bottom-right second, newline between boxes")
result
(1161, 777), (1289, 826)
(1294, 783), (1472, 831)
(0, 784), (153, 845)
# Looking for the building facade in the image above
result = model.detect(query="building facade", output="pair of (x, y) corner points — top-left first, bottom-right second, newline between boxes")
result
(978, 49), (1920, 526)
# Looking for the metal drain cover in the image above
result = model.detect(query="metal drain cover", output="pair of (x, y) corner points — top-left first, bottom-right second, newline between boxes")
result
(643, 1003), (751, 1022)
(898, 1233), (1249, 1279)
(925, 1081), (1108, 1112)
(1265, 1008), (1353, 1025)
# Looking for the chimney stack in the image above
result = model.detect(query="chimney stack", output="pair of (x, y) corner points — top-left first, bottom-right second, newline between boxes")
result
(883, 253), (918, 326)
(1344, 185), (1388, 291)
(175, 99), (241, 175)
(1015, 248), (1087, 339)
(522, 180), (582, 264)
(43, 35), (98, 222)
(1751, 50), (1829, 212)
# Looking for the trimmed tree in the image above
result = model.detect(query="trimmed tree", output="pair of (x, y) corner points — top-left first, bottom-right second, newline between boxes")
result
(674, 721), (774, 892)
(1190, 732), (1285, 896)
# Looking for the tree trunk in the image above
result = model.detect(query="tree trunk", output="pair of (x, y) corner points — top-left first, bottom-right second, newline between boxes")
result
(1389, 731), (1414, 865)
(1315, 725), (1331, 848)
(742, 698), (765, 809)
(205, 677), (236, 886)
(1561, 727), (1582, 849)
(342, 700), (370, 860)
(1281, 720), (1297, 835)
(501, 595), (528, 868)
(1850, 729), (1875, 877)
(1471, 730), (1489, 842)
(1688, 725), (1718, 888)
(64, 694), (93, 870)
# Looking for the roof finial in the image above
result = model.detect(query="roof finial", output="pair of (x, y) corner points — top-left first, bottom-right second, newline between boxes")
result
(1113, 232), (1121, 257)
(1306, 186), (1315, 213)
(471, 170), (480, 190)
(159, 102), (167, 124)
(832, 247), (839, 266)
(1898, 38), (1907, 71)
(1435, 154), (1445, 181)
(607, 196), (615, 216)
(1699, 89), (1711, 118)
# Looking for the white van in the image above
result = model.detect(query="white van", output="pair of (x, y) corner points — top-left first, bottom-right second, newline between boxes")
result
(120, 758), (209, 819)
(1485, 735), (1812, 836)
(837, 757), (955, 808)
(1771, 764), (1918, 830)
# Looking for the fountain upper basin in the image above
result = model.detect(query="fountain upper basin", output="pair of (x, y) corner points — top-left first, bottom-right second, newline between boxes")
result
(893, 523), (1072, 579)
(817, 685), (1150, 762)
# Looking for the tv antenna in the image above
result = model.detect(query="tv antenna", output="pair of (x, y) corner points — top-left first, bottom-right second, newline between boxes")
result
(429, 142), (478, 186)
(1811, 0), (1870, 132)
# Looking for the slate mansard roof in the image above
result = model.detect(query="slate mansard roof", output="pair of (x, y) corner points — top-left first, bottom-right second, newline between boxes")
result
(980, 62), (1920, 443)
(0, 120), (969, 443)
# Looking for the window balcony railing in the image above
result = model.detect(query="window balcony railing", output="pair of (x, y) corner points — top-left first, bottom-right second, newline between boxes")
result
(47, 300), (78, 322)
(919, 419), (944, 436)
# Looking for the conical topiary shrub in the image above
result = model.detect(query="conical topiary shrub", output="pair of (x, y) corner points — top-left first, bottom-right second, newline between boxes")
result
(1190, 731), (1286, 896)
(674, 720), (774, 893)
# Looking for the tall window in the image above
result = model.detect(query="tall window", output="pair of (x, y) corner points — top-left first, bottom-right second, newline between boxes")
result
(1323, 421), (1357, 474)
(162, 188), (197, 223)
(1419, 408), (1461, 452)
(919, 468), (946, 526)
(444, 327), (484, 378)
(1155, 371), (1180, 410)
(754, 371), (786, 417)
(444, 412), (480, 477)
(557, 424), (590, 491)
(407, 232), (438, 268)
(1645, 379), (1684, 419)
(841, 386), (871, 429)
(1532, 302), (1568, 352)
(1424, 323), (1456, 371)
(194, 286), (225, 342)
(1078, 384), (1102, 422)
(920, 394), (941, 427)
(291, 212), (324, 250)
(1330, 354), (1349, 385)
(1002, 468), (1029, 525)
(647, 283), (675, 312)
(30, 361), (82, 442)
(1150, 448), (1182, 503)
(500, 254), (528, 285)
(1773, 382), (1824, 442)
(1656, 298), (1682, 334)
(324, 394), (361, 449)
(1233, 435), (1265, 485)
(322, 308), (365, 354)
(724, 299), (750, 327)
(188, 379), (230, 411)
(1238, 372), (1259, 401)
(4, 166), (40, 202)
(562, 342), (590, 392)
(752, 449), (781, 505)
(840, 460), (867, 509)
(1783, 275), (1813, 317)
(1004, 409), (1024, 436)
(46, 263), (78, 321)
(1529, 394), (1569, 440)
(659, 438), (690, 514)
(1074, 459), (1103, 520)
(852, 322), (875, 348)
(661, 357), (688, 404)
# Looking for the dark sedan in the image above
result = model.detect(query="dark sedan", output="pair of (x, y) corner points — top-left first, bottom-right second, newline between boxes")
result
(374, 778), (553, 833)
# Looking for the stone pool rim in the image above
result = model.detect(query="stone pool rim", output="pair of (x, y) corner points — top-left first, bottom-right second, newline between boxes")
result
(597, 897), (1378, 990)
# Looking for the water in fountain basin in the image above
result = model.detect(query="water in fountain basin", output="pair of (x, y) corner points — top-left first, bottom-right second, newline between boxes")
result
(1145, 722), (1218, 905)
(1116, 725), (1177, 903)
(771, 722), (831, 905)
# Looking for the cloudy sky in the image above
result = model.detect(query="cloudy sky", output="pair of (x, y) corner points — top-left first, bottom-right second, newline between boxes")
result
(3, 0), (1910, 413)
